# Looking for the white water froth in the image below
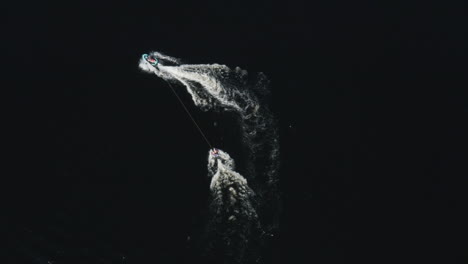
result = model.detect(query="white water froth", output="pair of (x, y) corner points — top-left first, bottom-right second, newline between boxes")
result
(139, 51), (279, 185)
(139, 51), (280, 263)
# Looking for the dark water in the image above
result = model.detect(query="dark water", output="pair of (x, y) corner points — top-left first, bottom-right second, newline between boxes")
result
(4, 1), (468, 263)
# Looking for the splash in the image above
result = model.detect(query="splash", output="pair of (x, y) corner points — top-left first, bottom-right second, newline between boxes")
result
(139, 51), (279, 187)
(140, 51), (280, 263)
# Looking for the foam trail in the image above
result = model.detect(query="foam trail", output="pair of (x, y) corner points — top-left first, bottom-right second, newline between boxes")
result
(139, 52), (279, 190)
(139, 51), (280, 262)
(205, 148), (261, 264)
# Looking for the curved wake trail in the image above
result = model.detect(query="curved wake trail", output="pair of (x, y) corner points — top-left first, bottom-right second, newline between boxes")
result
(140, 52), (279, 185)
(140, 51), (280, 263)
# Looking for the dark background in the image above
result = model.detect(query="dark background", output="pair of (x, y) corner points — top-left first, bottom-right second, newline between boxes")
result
(3, 0), (468, 263)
